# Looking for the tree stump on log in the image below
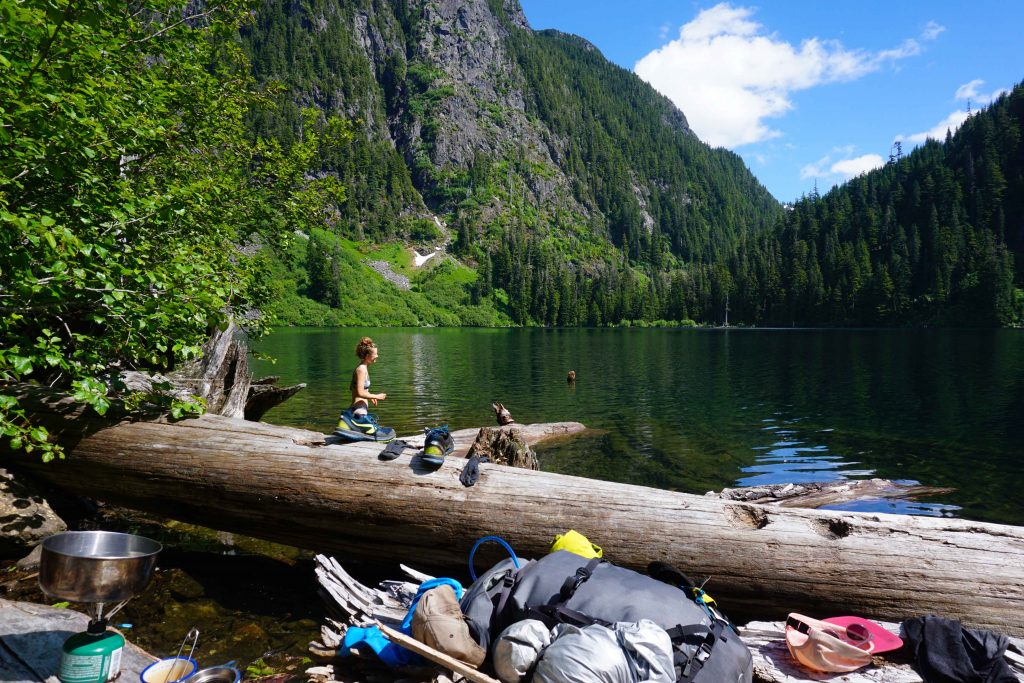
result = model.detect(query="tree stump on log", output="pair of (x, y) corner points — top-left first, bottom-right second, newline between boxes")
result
(467, 427), (539, 470)
(170, 322), (251, 418)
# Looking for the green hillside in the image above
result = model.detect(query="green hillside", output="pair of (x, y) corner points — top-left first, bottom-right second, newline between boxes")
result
(726, 83), (1024, 326)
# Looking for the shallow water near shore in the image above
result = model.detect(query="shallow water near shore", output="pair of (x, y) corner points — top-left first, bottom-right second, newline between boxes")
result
(253, 327), (1024, 526)
(2, 510), (323, 678)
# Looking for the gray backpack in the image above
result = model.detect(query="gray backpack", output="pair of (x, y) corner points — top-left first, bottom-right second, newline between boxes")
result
(460, 550), (752, 683)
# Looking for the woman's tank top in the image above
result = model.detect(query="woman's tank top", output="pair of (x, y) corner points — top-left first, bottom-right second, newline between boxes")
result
(351, 369), (370, 392)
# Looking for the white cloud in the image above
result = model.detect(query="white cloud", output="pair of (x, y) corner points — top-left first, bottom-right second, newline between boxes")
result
(800, 150), (884, 181)
(897, 80), (1009, 146)
(832, 154), (885, 176)
(634, 3), (940, 148)
(955, 79), (986, 101)
(954, 79), (1009, 104)
(899, 110), (970, 144)
(921, 21), (945, 41)
(800, 156), (830, 179)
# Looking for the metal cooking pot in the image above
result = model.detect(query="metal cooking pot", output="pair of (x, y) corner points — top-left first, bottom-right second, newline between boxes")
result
(39, 531), (162, 603)
(187, 666), (240, 683)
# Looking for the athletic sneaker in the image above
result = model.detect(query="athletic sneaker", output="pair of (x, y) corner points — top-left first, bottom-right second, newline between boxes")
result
(422, 425), (455, 466)
(337, 410), (395, 442)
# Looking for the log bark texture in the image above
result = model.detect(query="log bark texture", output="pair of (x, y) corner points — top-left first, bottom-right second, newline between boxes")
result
(8, 386), (1024, 637)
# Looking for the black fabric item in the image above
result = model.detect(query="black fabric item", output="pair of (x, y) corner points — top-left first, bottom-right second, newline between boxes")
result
(459, 454), (489, 486)
(530, 602), (613, 628)
(378, 440), (409, 461)
(901, 615), (1017, 682)
(649, 561), (697, 591)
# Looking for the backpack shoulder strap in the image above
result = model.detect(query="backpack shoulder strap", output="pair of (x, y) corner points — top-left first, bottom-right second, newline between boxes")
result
(665, 621), (724, 683)
(492, 567), (519, 618)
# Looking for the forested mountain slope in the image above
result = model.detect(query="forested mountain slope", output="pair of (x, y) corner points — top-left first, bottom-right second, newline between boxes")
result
(728, 83), (1024, 326)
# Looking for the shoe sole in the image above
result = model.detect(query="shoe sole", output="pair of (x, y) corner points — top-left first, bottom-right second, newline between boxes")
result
(334, 428), (395, 443)
(420, 453), (445, 467)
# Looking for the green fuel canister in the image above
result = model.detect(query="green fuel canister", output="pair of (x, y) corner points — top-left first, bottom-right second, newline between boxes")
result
(58, 623), (125, 683)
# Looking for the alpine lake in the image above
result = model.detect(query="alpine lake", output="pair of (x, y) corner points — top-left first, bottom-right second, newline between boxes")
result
(7, 327), (1022, 676)
(253, 327), (1024, 525)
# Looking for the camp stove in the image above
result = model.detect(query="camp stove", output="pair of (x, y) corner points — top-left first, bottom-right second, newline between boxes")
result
(39, 531), (162, 683)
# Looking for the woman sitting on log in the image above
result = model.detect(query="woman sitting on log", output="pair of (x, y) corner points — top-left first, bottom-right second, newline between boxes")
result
(337, 337), (393, 441)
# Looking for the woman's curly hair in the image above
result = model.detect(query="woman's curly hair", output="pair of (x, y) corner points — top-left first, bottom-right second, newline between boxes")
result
(355, 336), (377, 360)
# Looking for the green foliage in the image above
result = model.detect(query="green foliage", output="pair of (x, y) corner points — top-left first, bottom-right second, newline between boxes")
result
(241, 0), (426, 243)
(504, 28), (781, 263)
(233, 0), (783, 326)
(0, 1), (349, 458)
(271, 230), (511, 327)
(245, 659), (276, 678)
(7, 0), (1014, 401)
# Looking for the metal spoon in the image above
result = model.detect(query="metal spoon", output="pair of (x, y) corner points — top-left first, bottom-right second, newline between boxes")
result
(164, 627), (199, 683)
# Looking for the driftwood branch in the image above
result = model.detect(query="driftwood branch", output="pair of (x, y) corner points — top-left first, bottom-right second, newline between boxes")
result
(244, 376), (306, 421)
(314, 553), (419, 629)
(712, 479), (957, 509)
(113, 322), (304, 420)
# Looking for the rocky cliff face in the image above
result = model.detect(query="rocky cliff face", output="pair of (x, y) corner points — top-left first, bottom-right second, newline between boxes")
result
(350, 0), (585, 217)
(243, 0), (778, 260)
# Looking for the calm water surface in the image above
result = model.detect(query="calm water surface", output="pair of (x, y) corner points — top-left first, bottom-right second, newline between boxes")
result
(253, 328), (1024, 526)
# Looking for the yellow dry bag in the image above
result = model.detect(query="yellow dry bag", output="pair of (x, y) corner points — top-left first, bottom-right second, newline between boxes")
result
(550, 529), (602, 559)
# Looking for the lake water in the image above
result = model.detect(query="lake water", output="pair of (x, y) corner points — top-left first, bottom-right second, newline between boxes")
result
(253, 328), (1024, 526)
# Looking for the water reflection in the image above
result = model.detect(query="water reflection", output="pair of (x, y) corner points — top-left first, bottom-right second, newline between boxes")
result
(824, 498), (961, 517)
(739, 413), (962, 517)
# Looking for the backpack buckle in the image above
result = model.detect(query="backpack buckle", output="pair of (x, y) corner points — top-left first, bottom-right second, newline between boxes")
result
(560, 566), (591, 600)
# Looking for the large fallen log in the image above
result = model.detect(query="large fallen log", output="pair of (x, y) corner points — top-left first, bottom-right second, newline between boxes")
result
(7, 385), (1024, 637)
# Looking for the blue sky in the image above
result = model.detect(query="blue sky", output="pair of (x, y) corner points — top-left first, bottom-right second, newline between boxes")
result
(517, 1), (1024, 202)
